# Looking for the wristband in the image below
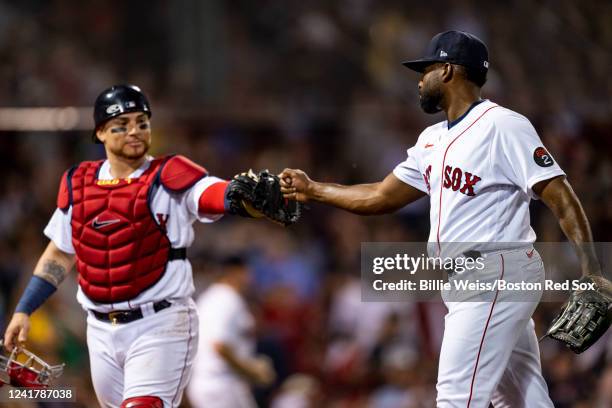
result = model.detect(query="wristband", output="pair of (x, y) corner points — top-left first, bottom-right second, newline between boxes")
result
(15, 276), (57, 315)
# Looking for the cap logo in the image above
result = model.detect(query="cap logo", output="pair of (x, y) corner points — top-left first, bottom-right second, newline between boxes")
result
(483, 61), (489, 68)
(440, 50), (448, 57)
(125, 101), (136, 108)
(106, 104), (121, 114)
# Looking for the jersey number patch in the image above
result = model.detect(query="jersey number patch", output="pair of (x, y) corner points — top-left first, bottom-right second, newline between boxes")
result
(533, 147), (554, 167)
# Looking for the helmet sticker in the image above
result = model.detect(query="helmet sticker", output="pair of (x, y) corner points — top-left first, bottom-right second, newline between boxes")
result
(106, 104), (121, 115)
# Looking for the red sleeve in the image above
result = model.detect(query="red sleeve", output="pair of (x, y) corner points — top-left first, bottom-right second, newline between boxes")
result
(198, 181), (229, 214)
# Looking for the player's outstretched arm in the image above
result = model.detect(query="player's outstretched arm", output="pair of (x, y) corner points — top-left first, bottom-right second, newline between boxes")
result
(533, 176), (601, 277)
(280, 169), (426, 215)
(3, 241), (75, 351)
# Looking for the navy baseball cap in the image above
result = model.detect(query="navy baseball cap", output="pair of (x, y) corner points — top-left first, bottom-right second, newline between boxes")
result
(402, 30), (489, 73)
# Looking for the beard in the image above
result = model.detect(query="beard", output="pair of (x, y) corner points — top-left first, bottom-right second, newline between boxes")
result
(109, 138), (150, 160)
(419, 88), (443, 114)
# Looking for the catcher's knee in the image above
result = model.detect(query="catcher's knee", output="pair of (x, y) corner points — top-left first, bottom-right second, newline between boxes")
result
(121, 396), (163, 408)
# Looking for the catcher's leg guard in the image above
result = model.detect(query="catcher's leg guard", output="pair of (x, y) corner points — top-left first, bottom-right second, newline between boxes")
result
(121, 396), (163, 408)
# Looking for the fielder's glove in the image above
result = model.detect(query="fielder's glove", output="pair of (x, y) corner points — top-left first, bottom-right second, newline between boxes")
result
(226, 170), (301, 226)
(541, 275), (612, 353)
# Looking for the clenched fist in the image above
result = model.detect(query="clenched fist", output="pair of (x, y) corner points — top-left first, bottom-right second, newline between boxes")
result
(280, 168), (315, 202)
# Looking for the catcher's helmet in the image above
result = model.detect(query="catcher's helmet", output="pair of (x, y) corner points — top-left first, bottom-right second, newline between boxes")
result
(93, 84), (152, 143)
(0, 346), (64, 388)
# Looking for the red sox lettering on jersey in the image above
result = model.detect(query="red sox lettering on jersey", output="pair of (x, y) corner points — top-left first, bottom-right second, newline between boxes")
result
(424, 164), (482, 197)
(423, 165), (432, 194)
(394, 100), (565, 256)
(398, 32), (562, 407)
(393, 99), (565, 407)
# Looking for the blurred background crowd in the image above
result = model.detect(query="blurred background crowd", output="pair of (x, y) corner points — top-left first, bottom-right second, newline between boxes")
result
(0, 0), (611, 407)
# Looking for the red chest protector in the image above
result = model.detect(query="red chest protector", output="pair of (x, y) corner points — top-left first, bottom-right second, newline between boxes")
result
(57, 155), (207, 303)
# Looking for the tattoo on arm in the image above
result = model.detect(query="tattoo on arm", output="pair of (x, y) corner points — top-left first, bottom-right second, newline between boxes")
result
(37, 260), (68, 287)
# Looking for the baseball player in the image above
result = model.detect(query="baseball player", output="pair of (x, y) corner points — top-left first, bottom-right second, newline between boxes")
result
(187, 255), (274, 408)
(281, 31), (605, 407)
(2, 84), (296, 408)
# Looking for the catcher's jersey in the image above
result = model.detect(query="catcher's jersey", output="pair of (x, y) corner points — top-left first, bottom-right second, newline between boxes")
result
(393, 100), (565, 256)
(44, 156), (224, 313)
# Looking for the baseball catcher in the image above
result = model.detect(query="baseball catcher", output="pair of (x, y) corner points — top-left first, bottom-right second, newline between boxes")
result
(2, 84), (299, 408)
(542, 275), (612, 353)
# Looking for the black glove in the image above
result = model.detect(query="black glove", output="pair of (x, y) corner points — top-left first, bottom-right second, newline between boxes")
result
(542, 275), (612, 353)
(226, 170), (301, 226)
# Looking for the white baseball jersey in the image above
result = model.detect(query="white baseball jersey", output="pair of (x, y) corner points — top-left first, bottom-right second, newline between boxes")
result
(392, 99), (558, 406)
(44, 156), (224, 313)
(187, 283), (257, 408)
(393, 100), (565, 256)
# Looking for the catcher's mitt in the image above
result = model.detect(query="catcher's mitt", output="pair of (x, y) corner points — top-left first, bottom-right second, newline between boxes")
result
(541, 275), (612, 353)
(226, 170), (301, 226)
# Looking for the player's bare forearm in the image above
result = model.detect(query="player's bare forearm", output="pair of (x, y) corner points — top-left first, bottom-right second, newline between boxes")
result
(3, 242), (74, 351)
(309, 181), (391, 214)
(534, 176), (601, 277)
(280, 169), (425, 215)
(33, 241), (76, 286)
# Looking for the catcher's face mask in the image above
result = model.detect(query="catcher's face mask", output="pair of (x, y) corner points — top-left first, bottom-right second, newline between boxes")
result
(0, 346), (64, 388)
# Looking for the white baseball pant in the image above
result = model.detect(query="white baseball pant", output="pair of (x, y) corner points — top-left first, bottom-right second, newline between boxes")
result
(86, 298), (199, 408)
(437, 247), (554, 407)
